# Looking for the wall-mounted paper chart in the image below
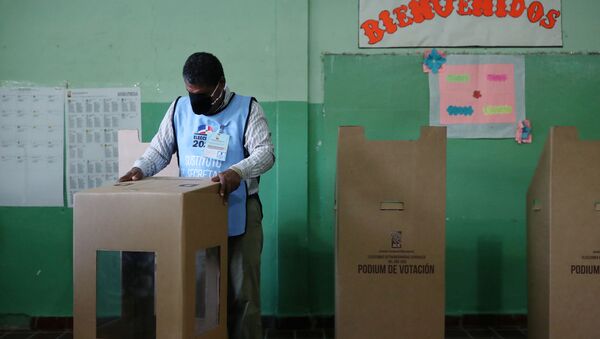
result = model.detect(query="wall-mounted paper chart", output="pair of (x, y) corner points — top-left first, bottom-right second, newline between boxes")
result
(66, 88), (141, 206)
(0, 87), (65, 206)
(429, 55), (525, 138)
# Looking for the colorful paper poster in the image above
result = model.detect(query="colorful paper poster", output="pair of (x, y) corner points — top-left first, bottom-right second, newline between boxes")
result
(428, 55), (525, 138)
(66, 88), (141, 207)
(359, 0), (562, 47)
(0, 87), (65, 206)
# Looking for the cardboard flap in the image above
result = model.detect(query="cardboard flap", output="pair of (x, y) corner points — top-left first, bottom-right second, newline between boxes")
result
(118, 129), (179, 177)
(550, 126), (579, 142)
(338, 125), (446, 146)
(336, 126), (446, 211)
(338, 126), (365, 145)
(418, 126), (447, 144)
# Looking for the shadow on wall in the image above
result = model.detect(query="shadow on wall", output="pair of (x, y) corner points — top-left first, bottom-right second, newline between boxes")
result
(277, 217), (311, 314)
(477, 237), (503, 313)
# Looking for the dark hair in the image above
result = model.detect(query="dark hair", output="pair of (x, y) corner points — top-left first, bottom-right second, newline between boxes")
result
(182, 52), (224, 86)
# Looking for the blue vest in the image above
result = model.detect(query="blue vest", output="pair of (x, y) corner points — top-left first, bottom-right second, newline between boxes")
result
(173, 94), (251, 236)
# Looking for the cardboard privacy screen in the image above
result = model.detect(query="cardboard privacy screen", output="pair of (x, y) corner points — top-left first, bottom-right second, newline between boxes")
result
(527, 127), (600, 339)
(336, 126), (446, 339)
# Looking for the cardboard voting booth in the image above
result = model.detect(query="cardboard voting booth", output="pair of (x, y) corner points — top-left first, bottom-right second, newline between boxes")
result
(335, 126), (446, 339)
(527, 127), (600, 339)
(74, 177), (228, 339)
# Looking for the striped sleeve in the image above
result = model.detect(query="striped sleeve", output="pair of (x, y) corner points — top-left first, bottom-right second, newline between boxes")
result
(230, 99), (275, 179)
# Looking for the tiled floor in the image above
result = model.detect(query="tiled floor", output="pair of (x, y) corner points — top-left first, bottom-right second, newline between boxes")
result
(0, 332), (72, 339)
(0, 327), (528, 338)
(265, 327), (527, 338)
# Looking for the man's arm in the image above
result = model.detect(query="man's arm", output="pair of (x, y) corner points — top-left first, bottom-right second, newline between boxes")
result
(119, 100), (178, 181)
(230, 99), (275, 179)
(211, 99), (275, 199)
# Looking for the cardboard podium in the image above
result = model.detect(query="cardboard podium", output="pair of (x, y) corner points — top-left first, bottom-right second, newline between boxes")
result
(527, 127), (600, 339)
(335, 126), (446, 339)
(74, 177), (228, 339)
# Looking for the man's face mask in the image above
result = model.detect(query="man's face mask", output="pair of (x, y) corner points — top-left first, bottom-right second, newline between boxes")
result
(188, 80), (225, 116)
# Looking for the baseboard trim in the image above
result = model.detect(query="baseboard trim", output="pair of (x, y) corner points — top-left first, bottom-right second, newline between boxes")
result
(445, 314), (527, 328)
(31, 316), (73, 331)
(261, 314), (526, 330)
(5, 314), (526, 331)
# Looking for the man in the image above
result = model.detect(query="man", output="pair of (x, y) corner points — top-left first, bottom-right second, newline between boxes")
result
(119, 52), (275, 339)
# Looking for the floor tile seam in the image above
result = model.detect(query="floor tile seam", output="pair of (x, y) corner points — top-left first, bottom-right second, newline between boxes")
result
(489, 327), (506, 338)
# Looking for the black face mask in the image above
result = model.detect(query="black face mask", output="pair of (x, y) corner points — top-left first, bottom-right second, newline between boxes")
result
(188, 81), (225, 116)
(189, 92), (213, 115)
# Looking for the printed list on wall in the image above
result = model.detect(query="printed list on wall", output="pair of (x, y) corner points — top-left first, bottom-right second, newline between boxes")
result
(0, 87), (65, 206)
(66, 88), (141, 207)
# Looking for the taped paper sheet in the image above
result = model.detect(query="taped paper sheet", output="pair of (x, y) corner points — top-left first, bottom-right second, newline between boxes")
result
(66, 88), (141, 206)
(0, 87), (64, 206)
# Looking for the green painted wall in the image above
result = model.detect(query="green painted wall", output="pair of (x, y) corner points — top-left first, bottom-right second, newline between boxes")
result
(1, 0), (599, 321)
(0, 208), (73, 315)
(0, 0), (308, 103)
(310, 54), (600, 315)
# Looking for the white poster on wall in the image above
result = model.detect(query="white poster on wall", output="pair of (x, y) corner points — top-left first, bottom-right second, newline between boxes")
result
(359, 0), (562, 47)
(66, 87), (141, 207)
(0, 87), (65, 206)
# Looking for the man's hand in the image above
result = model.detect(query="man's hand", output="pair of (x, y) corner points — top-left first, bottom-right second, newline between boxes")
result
(118, 167), (144, 182)
(211, 169), (242, 203)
